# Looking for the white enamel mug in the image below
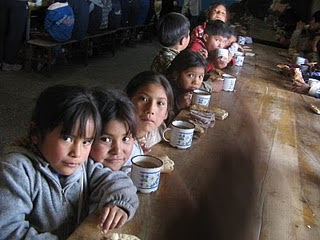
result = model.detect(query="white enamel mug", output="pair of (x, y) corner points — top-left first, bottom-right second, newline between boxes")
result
(234, 51), (245, 67)
(163, 120), (195, 149)
(222, 73), (237, 91)
(216, 48), (229, 62)
(192, 89), (211, 107)
(131, 155), (163, 193)
(296, 56), (306, 66)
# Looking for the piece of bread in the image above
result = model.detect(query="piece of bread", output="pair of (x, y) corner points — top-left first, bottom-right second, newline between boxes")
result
(310, 103), (320, 114)
(104, 233), (140, 240)
(158, 155), (175, 174)
(276, 64), (290, 69)
(190, 105), (228, 120)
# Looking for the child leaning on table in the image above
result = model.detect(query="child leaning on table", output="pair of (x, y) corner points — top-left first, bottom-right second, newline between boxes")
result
(125, 71), (174, 153)
(151, 12), (190, 75)
(0, 85), (139, 239)
(90, 88), (144, 173)
(167, 49), (210, 115)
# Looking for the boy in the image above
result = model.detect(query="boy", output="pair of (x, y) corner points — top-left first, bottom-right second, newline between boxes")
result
(44, 0), (74, 42)
(151, 12), (190, 75)
(189, 19), (232, 72)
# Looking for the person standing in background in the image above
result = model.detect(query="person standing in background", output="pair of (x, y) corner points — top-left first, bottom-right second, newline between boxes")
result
(181, 0), (200, 30)
(0, 0), (29, 71)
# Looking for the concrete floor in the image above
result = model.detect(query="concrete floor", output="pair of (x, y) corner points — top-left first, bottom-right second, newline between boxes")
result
(0, 39), (159, 153)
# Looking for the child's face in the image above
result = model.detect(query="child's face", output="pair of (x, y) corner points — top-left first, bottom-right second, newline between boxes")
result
(204, 34), (229, 52)
(209, 5), (227, 22)
(177, 67), (205, 92)
(131, 83), (168, 137)
(37, 120), (95, 176)
(90, 119), (134, 171)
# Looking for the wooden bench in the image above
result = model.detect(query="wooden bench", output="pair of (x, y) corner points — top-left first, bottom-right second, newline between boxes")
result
(25, 38), (88, 77)
(24, 24), (153, 76)
(25, 30), (117, 76)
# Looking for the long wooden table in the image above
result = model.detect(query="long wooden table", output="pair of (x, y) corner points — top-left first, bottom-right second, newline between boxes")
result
(68, 43), (320, 240)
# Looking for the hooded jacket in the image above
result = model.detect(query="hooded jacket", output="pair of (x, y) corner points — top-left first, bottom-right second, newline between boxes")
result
(0, 146), (139, 240)
(44, 2), (75, 42)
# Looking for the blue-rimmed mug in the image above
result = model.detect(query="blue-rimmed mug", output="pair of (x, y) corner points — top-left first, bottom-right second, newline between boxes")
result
(131, 155), (163, 193)
(163, 120), (195, 149)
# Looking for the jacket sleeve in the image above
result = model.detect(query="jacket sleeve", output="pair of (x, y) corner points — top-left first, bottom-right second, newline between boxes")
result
(44, 10), (61, 31)
(0, 155), (59, 240)
(86, 159), (139, 220)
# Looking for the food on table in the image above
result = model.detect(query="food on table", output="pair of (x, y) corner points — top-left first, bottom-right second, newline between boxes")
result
(103, 232), (140, 240)
(276, 64), (290, 69)
(190, 104), (228, 120)
(310, 103), (320, 114)
(158, 155), (175, 173)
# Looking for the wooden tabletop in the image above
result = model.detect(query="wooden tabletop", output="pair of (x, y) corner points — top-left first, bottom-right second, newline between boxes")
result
(68, 43), (320, 240)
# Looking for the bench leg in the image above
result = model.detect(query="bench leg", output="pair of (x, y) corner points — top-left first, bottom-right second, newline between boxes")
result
(25, 44), (33, 72)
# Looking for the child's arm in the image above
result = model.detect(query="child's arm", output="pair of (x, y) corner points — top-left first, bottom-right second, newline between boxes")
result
(98, 205), (129, 234)
(88, 160), (139, 226)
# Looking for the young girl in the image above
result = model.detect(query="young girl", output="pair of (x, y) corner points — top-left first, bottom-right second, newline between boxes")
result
(90, 88), (143, 173)
(167, 49), (210, 115)
(125, 71), (174, 152)
(191, 2), (229, 42)
(0, 85), (138, 239)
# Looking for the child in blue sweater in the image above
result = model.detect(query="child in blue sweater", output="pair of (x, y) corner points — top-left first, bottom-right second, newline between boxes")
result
(44, 0), (74, 42)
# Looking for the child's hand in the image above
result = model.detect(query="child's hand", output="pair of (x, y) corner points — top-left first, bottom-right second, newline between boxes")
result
(98, 205), (128, 234)
(178, 92), (192, 110)
(212, 78), (224, 93)
(197, 48), (208, 58)
(215, 57), (229, 69)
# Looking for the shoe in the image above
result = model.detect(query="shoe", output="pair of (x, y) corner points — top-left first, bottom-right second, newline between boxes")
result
(2, 62), (23, 71)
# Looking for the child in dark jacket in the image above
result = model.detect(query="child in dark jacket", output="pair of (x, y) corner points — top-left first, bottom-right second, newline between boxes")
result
(44, 0), (74, 42)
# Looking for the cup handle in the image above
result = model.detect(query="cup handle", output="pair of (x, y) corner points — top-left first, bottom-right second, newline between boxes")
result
(162, 128), (172, 142)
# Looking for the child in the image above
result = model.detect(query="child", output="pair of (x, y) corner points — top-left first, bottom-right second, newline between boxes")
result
(125, 71), (174, 152)
(188, 19), (232, 72)
(167, 49), (209, 114)
(191, 2), (229, 41)
(0, 85), (139, 239)
(289, 10), (320, 56)
(151, 12), (190, 75)
(90, 88), (144, 173)
(44, 0), (74, 42)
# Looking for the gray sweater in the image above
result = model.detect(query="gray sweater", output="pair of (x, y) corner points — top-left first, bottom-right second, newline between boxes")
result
(0, 146), (139, 240)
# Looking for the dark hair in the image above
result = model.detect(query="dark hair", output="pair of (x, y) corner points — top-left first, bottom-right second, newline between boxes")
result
(125, 71), (174, 122)
(206, 2), (229, 21)
(313, 10), (320, 23)
(168, 49), (208, 75)
(205, 19), (232, 38)
(92, 88), (137, 138)
(29, 85), (101, 140)
(157, 12), (190, 47)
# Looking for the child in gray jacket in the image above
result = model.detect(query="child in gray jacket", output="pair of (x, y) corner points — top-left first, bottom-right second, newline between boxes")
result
(0, 85), (139, 239)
